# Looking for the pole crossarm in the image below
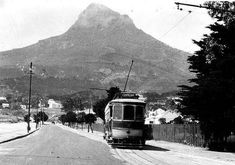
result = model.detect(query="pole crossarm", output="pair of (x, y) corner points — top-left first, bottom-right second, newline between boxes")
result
(175, 2), (235, 14)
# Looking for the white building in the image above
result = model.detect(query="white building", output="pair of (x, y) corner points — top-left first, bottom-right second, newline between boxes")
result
(48, 99), (63, 109)
(0, 97), (7, 101)
(0, 96), (9, 108)
(2, 103), (10, 108)
(145, 108), (180, 124)
(77, 108), (95, 115)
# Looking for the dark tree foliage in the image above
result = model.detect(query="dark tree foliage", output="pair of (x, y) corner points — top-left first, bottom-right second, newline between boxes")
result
(92, 98), (107, 121)
(77, 112), (86, 130)
(36, 111), (48, 122)
(179, 1), (235, 150)
(106, 87), (121, 100)
(158, 118), (166, 124)
(30, 95), (40, 108)
(62, 95), (84, 112)
(24, 114), (31, 122)
(65, 111), (77, 126)
(84, 114), (97, 124)
(33, 114), (41, 123)
(93, 87), (121, 121)
(77, 112), (86, 123)
(84, 113), (97, 133)
(59, 114), (67, 125)
(170, 116), (184, 124)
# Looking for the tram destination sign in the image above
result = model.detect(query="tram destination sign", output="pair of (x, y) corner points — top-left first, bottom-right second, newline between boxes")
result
(119, 92), (139, 99)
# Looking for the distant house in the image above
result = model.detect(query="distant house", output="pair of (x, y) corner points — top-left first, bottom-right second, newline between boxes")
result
(145, 108), (180, 124)
(77, 108), (95, 115)
(2, 103), (10, 108)
(0, 97), (7, 101)
(48, 99), (63, 109)
(0, 96), (9, 108)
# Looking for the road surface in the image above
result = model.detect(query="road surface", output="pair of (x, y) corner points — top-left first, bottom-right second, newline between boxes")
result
(60, 125), (235, 165)
(0, 124), (124, 165)
(1, 124), (235, 165)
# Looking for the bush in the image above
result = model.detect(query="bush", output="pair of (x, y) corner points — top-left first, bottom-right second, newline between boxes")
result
(24, 114), (31, 122)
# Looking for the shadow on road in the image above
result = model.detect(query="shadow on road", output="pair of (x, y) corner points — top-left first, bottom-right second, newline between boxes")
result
(142, 145), (169, 151)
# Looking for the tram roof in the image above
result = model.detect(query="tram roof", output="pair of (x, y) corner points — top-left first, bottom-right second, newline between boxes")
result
(110, 98), (145, 104)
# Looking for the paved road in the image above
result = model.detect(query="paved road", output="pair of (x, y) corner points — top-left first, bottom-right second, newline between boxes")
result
(1, 124), (234, 165)
(59, 125), (235, 165)
(0, 124), (124, 165)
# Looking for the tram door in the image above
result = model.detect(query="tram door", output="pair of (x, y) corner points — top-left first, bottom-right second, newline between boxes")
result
(109, 105), (113, 135)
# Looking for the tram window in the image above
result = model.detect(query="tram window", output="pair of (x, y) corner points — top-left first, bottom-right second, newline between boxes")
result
(136, 106), (144, 120)
(113, 105), (122, 120)
(123, 105), (134, 120)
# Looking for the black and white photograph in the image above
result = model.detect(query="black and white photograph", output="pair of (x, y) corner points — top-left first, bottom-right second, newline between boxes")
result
(0, 0), (235, 164)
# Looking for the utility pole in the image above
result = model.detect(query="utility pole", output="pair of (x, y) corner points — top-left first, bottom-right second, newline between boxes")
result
(175, 2), (235, 14)
(40, 103), (43, 126)
(27, 62), (33, 133)
(123, 60), (134, 92)
(89, 93), (92, 114)
(36, 105), (38, 129)
(42, 106), (44, 125)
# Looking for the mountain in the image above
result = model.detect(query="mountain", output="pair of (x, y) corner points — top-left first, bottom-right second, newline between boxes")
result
(0, 3), (193, 95)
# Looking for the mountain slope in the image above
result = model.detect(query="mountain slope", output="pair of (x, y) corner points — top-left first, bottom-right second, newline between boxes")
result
(0, 3), (192, 94)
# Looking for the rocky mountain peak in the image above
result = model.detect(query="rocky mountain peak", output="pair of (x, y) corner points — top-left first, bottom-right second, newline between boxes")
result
(70, 3), (134, 29)
(85, 3), (113, 13)
(0, 3), (192, 94)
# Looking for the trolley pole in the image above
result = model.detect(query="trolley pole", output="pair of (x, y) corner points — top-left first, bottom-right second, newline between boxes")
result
(123, 60), (134, 92)
(27, 62), (33, 133)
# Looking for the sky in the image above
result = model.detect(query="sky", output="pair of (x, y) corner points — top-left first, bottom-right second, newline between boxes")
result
(0, 0), (222, 53)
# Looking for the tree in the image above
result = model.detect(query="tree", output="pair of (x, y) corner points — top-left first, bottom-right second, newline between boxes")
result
(59, 114), (67, 125)
(170, 116), (184, 124)
(62, 95), (84, 112)
(77, 112), (86, 130)
(33, 114), (40, 122)
(10, 102), (21, 110)
(84, 113), (97, 133)
(178, 1), (235, 151)
(30, 95), (40, 108)
(158, 118), (166, 124)
(37, 111), (48, 122)
(66, 111), (77, 126)
(33, 112), (48, 127)
(33, 113), (40, 128)
(24, 114), (31, 123)
(93, 87), (121, 121)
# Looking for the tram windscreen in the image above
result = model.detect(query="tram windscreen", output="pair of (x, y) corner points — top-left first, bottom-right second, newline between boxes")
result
(123, 105), (134, 120)
(136, 106), (144, 120)
(113, 104), (122, 120)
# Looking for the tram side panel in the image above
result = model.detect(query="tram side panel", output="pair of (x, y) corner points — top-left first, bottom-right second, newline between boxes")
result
(104, 101), (146, 145)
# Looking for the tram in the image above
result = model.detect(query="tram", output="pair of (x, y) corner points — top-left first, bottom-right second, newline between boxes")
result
(104, 92), (147, 147)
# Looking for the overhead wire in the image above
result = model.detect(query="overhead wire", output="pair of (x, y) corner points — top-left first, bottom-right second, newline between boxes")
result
(159, 10), (192, 39)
